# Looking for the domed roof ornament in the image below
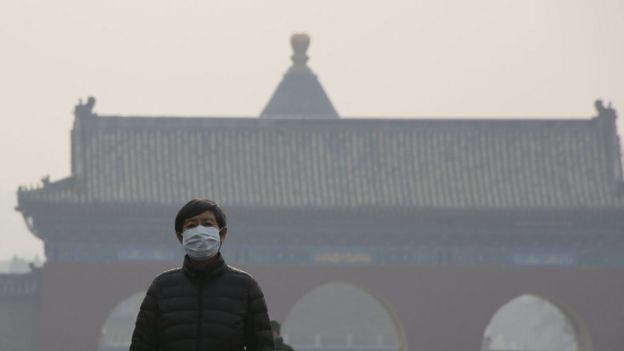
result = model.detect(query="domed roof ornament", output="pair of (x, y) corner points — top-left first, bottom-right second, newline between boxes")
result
(260, 33), (339, 119)
(290, 33), (311, 72)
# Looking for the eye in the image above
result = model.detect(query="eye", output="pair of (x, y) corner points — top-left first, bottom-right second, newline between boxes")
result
(184, 222), (198, 230)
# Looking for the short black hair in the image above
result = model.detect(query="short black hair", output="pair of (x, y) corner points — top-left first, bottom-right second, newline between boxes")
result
(174, 199), (227, 234)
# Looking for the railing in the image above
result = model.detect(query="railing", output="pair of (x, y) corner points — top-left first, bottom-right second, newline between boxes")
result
(285, 334), (400, 351)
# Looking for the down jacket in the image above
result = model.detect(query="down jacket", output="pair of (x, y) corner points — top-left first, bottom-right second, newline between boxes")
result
(129, 254), (274, 351)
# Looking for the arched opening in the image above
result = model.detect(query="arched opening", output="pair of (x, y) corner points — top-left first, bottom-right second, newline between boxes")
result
(98, 291), (145, 351)
(483, 294), (590, 351)
(282, 282), (406, 351)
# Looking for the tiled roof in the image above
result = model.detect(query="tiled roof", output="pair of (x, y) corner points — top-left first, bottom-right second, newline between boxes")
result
(17, 110), (624, 210)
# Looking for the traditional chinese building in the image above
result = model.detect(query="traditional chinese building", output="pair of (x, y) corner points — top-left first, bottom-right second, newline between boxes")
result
(6, 33), (624, 351)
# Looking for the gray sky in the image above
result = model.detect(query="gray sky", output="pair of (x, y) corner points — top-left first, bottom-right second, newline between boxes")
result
(1, 0), (622, 260)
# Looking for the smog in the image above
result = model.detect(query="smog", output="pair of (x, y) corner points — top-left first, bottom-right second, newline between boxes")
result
(1, 1), (623, 351)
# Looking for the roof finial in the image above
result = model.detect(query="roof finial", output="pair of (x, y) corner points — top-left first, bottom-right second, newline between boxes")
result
(260, 33), (338, 118)
(291, 33), (310, 67)
(74, 96), (97, 119)
(595, 99), (618, 121)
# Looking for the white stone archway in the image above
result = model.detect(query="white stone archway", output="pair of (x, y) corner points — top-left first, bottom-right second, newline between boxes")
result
(282, 282), (407, 351)
(483, 294), (591, 351)
(98, 291), (145, 351)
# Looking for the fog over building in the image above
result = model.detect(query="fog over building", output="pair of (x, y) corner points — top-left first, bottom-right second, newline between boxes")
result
(2, 34), (624, 351)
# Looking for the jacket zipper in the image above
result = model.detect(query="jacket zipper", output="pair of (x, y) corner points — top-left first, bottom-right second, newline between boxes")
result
(196, 282), (203, 351)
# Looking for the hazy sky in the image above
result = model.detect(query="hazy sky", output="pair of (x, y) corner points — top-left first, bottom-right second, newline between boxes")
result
(1, 0), (622, 260)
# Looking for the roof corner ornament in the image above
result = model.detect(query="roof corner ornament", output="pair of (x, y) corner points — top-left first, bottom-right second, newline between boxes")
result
(28, 262), (42, 274)
(74, 96), (97, 118)
(595, 99), (617, 120)
(41, 175), (51, 188)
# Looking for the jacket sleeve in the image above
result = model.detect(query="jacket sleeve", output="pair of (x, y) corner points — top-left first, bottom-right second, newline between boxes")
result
(244, 278), (275, 351)
(129, 278), (160, 351)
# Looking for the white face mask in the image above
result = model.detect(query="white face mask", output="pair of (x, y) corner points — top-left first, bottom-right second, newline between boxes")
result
(181, 225), (221, 260)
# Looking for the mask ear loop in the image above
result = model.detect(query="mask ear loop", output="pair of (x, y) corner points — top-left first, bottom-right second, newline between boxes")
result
(216, 227), (224, 254)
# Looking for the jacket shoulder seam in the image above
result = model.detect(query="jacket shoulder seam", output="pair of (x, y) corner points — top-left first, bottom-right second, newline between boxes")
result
(225, 265), (254, 279)
(154, 267), (183, 282)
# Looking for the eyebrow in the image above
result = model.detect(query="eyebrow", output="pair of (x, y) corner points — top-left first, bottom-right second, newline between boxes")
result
(186, 218), (214, 224)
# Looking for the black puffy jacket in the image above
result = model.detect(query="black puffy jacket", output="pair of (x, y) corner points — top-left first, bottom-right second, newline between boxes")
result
(130, 254), (274, 351)
(274, 337), (295, 351)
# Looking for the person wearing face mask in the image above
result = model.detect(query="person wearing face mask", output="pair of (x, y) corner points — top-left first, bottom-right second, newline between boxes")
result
(129, 198), (275, 351)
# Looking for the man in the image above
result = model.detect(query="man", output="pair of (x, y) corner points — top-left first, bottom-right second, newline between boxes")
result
(130, 199), (275, 351)
(271, 320), (295, 351)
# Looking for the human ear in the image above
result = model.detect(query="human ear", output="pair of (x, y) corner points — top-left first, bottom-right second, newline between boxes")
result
(219, 227), (228, 243)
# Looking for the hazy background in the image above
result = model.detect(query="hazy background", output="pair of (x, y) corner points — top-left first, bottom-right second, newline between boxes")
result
(1, 0), (622, 261)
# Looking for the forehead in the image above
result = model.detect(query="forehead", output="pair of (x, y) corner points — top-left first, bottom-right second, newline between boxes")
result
(183, 210), (217, 224)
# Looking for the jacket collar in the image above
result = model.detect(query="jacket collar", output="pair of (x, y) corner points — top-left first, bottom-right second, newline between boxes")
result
(182, 253), (227, 281)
